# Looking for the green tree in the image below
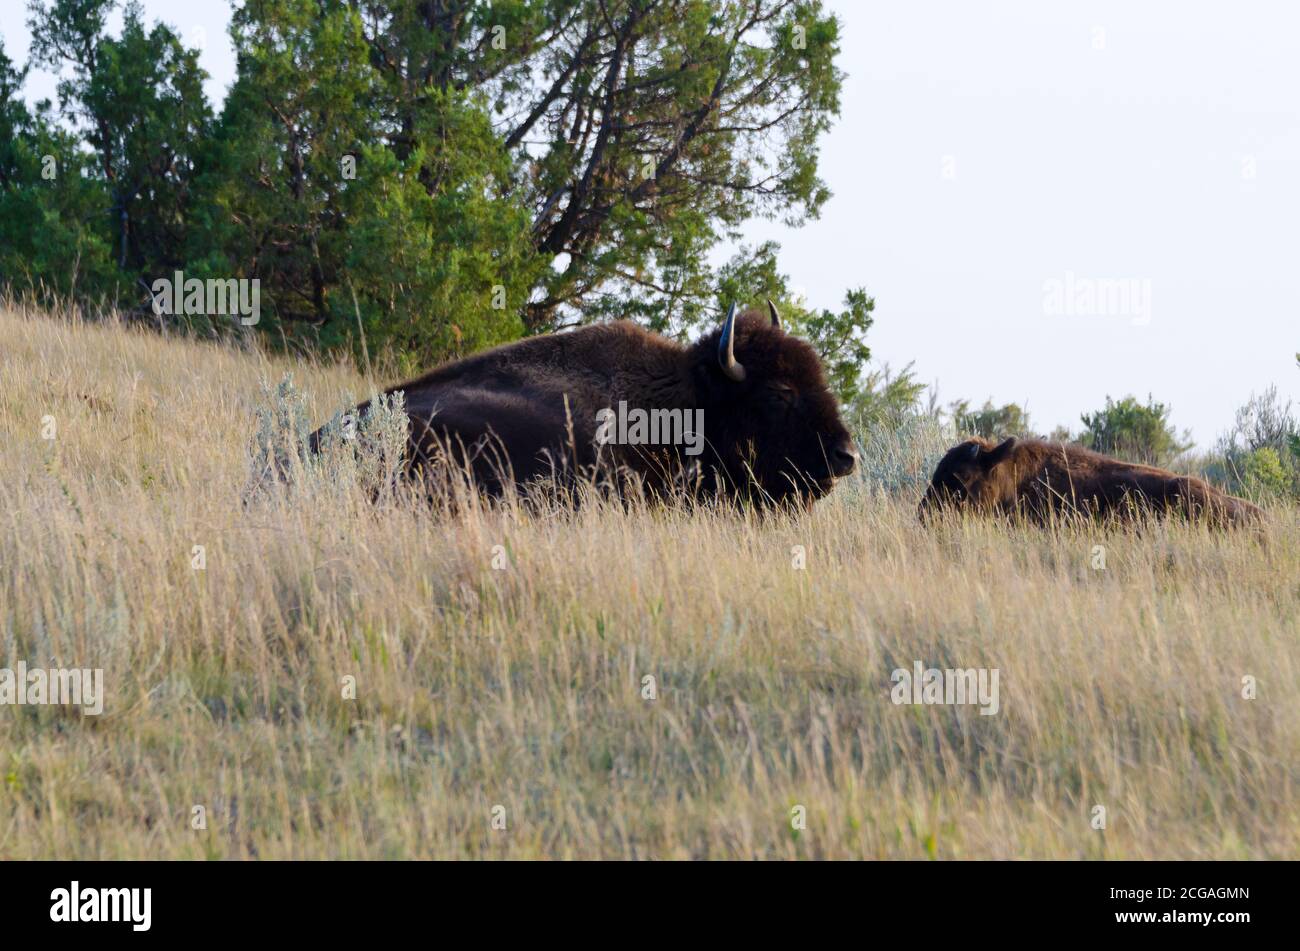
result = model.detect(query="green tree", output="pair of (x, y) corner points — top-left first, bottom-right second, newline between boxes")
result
(352, 0), (844, 333)
(951, 399), (1033, 440)
(7, 0), (852, 378)
(186, 0), (381, 333)
(1078, 394), (1192, 467)
(0, 37), (120, 298)
(191, 0), (542, 364)
(1211, 386), (1300, 500)
(850, 362), (927, 427)
(27, 0), (211, 289)
(338, 92), (544, 367)
(1241, 446), (1290, 501)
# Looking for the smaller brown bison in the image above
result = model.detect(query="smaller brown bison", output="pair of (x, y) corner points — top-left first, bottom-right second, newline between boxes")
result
(918, 437), (1263, 527)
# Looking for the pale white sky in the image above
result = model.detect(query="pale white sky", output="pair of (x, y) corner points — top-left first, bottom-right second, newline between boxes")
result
(4, 0), (1298, 447)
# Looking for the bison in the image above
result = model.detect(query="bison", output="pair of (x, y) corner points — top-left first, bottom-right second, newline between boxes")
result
(313, 302), (857, 507)
(918, 436), (1263, 527)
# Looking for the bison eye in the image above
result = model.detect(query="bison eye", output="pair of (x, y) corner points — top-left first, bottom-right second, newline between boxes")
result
(768, 382), (797, 406)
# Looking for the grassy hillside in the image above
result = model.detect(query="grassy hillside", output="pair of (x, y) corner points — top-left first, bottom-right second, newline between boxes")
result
(1, 301), (1296, 859)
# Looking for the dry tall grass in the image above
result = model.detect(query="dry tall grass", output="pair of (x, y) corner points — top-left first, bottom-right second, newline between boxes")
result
(1, 301), (1296, 859)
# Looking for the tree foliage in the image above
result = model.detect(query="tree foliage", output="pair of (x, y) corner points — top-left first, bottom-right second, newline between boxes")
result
(1209, 386), (1300, 500)
(951, 399), (1033, 441)
(0, 37), (119, 296)
(1078, 394), (1192, 467)
(5, 0), (851, 375)
(27, 0), (211, 282)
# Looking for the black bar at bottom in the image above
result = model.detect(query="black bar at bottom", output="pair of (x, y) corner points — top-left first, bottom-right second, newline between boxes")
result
(0, 859), (1278, 939)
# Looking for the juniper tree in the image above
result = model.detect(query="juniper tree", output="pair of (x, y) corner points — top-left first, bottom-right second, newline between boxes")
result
(26, 0), (211, 289)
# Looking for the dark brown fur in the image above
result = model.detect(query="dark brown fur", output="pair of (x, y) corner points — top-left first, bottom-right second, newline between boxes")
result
(312, 310), (857, 507)
(919, 437), (1264, 527)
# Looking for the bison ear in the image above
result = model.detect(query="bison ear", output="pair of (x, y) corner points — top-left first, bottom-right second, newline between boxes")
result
(985, 436), (1018, 466)
(767, 298), (782, 330)
(717, 301), (746, 382)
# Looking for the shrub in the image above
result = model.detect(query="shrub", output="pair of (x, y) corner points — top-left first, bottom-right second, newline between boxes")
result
(950, 399), (1034, 440)
(1242, 446), (1292, 501)
(247, 374), (408, 503)
(1078, 394), (1192, 467)
(850, 412), (954, 498)
(1210, 387), (1300, 500)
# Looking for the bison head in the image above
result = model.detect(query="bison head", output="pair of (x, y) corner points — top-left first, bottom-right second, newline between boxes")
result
(918, 436), (1019, 519)
(691, 302), (857, 506)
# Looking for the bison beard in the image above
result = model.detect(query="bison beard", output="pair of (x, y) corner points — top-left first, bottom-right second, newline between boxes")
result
(311, 302), (857, 508)
(919, 436), (1264, 528)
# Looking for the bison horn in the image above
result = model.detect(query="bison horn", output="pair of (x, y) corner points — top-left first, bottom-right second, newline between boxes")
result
(767, 298), (782, 329)
(718, 301), (746, 382)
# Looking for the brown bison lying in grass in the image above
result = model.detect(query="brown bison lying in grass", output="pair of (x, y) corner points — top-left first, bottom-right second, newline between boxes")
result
(919, 436), (1264, 527)
(311, 302), (858, 509)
